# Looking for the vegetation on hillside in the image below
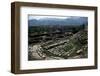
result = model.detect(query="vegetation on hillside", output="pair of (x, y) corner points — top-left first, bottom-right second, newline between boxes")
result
(28, 24), (88, 60)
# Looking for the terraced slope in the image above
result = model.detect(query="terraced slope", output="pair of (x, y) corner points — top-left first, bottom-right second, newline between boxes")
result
(28, 28), (88, 60)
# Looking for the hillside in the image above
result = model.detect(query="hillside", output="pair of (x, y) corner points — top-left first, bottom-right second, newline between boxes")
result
(28, 27), (88, 60)
(28, 17), (87, 26)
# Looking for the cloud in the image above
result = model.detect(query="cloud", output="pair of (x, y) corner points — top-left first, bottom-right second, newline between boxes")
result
(28, 15), (70, 20)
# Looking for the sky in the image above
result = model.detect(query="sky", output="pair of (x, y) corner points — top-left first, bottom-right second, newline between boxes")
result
(28, 15), (71, 20)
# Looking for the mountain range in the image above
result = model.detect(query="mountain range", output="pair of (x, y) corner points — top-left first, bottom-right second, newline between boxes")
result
(28, 17), (88, 26)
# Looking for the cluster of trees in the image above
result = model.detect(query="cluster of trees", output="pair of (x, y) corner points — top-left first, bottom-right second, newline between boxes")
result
(28, 24), (86, 35)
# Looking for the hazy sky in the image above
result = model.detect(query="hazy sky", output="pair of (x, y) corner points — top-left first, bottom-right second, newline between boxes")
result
(28, 15), (71, 20)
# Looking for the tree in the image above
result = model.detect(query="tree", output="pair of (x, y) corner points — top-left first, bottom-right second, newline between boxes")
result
(72, 27), (78, 34)
(81, 24), (85, 30)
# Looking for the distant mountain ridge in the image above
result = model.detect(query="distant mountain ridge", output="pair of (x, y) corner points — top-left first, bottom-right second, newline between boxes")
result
(28, 17), (88, 26)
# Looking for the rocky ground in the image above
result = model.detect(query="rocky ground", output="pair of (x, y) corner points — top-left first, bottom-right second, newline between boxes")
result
(28, 28), (88, 60)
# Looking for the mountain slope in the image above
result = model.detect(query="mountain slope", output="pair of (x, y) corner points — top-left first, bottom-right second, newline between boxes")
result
(28, 17), (88, 26)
